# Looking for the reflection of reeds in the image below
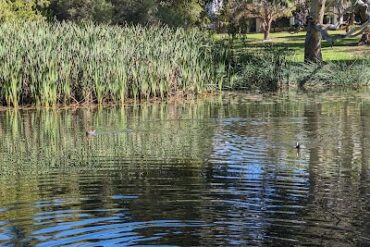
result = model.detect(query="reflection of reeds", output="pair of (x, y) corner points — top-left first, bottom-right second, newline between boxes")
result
(2, 93), (363, 176)
(0, 23), (225, 107)
(0, 101), (217, 175)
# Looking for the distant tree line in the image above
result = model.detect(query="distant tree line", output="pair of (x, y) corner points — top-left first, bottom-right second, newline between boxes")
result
(0, 0), (212, 27)
(1, 0), (368, 65)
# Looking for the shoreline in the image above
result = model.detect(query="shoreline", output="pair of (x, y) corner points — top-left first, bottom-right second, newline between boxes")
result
(0, 91), (220, 112)
(1, 86), (370, 111)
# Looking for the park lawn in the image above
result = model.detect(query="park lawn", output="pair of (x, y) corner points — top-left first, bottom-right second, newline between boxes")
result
(215, 30), (370, 62)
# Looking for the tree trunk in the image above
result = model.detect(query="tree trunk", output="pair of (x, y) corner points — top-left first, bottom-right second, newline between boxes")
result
(304, 0), (326, 63)
(304, 22), (322, 63)
(359, 31), (370, 45)
(262, 2), (272, 41)
(263, 20), (272, 40)
(318, 0), (326, 24)
(355, 0), (369, 24)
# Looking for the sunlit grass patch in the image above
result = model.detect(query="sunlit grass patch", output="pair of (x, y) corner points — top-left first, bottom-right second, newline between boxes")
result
(215, 30), (370, 62)
(214, 31), (370, 90)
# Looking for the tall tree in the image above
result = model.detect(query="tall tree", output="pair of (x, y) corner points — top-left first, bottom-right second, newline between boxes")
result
(49, 0), (113, 23)
(111, 0), (208, 27)
(157, 0), (206, 27)
(304, 0), (326, 63)
(325, 0), (351, 24)
(111, 0), (157, 25)
(0, 0), (14, 22)
(0, 0), (49, 22)
(230, 0), (294, 40)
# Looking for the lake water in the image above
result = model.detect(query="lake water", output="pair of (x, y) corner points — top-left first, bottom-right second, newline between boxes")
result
(0, 91), (370, 246)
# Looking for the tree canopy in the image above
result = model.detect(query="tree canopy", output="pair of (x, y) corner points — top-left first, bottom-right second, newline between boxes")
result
(229, 0), (295, 40)
(44, 0), (209, 26)
(0, 0), (49, 22)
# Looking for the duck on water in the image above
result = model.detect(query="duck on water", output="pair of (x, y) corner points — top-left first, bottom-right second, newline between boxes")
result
(86, 130), (96, 137)
(295, 142), (300, 149)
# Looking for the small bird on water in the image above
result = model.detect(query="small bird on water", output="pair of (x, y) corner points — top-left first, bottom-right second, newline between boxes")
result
(86, 130), (96, 137)
(295, 142), (300, 149)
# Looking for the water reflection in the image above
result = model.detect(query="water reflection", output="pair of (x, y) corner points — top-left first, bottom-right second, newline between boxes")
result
(0, 91), (369, 246)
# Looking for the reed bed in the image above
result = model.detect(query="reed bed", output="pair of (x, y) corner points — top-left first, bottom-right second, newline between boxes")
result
(0, 22), (225, 107)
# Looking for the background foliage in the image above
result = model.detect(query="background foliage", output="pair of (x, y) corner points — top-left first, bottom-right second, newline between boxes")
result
(0, 0), (212, 27)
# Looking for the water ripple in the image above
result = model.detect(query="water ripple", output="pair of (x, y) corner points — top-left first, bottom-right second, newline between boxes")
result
(31, 218), (206, 247)
(1, 93), (370, 246)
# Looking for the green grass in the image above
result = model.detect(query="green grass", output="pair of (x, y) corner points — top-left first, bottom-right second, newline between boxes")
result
(213, 30), (370, 90)
(214, 30), (370, 62)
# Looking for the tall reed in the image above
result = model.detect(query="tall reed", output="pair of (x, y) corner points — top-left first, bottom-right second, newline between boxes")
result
(0, 22), (225, 107)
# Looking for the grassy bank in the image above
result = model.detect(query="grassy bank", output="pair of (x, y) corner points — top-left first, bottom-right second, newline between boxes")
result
(216, 32), (370, 90)
(1, 23), (369, 108)
(216, 31), (370, 62)
(0, 22), (225, 107)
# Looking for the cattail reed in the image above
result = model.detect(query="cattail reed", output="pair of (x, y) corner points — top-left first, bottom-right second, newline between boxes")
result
(0, 22), (225, 107)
